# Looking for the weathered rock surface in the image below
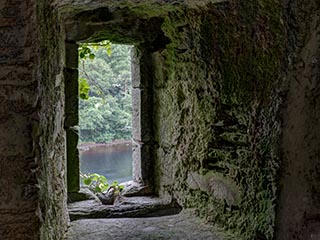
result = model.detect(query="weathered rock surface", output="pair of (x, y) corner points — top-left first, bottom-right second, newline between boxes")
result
(187, 171), (240, 206)
(68, 187), (99, 203)
(68, 196), (182, 221)
(97, 187), (117, 205)
(66, 210), (233, 240)
(0, 1), (68, 239)
(121, 180), (150, 197)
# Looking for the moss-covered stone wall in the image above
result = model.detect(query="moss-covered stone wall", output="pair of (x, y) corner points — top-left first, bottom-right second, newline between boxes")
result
(153, 1), (285, 239)
(60, 1), (320, 239)
(0, 2), (40, 238)
(36, 1), (69, 239)
(0, 1), (68, 239)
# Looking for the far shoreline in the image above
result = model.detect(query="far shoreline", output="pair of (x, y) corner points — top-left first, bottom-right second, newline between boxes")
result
(78, 139), (132, 152)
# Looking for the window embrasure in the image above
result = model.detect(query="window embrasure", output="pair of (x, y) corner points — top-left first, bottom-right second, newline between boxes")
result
(65, 41), (154, 194)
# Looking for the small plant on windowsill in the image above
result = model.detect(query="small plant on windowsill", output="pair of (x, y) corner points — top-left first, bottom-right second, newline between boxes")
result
(80, 172), (109, 193)
(80, 172), (124, 205)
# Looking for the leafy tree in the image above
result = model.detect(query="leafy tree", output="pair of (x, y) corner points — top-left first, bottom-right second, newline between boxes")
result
(78, 42), (133, 143)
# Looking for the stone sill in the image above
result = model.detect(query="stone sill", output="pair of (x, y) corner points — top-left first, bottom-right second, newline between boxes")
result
(68, 196), (182, 221)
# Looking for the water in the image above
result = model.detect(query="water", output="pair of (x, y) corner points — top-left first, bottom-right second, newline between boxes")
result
(80, 143), (133, 184)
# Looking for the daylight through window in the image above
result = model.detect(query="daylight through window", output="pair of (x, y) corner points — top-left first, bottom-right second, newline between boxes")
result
(77, 42), (134, 186)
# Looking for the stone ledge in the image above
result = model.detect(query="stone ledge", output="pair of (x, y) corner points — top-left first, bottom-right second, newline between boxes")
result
(68, 196), (182, 221)
(67, 209), (233, 240)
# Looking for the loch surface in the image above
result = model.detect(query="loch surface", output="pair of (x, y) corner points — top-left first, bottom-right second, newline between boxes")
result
(80, 143), (133, 183)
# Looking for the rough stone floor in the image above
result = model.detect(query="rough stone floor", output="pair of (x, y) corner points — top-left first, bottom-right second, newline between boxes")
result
(66, 210), (231, 240)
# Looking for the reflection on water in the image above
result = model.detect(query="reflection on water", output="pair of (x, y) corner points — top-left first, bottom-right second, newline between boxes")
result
(80, 143), (133, 183)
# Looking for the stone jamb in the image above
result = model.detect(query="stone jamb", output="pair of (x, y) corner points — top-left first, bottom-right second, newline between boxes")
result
(132, 47), (154, 191)
(64, 41), (80, 193)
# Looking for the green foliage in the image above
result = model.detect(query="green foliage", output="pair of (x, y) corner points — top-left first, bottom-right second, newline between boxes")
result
(78, 40), (112, 100)
(78, 40), (112, 60)
(78, 42), (133, 143)
(111, 180), (125, 195)
(80, 172), (124, 194)
(79, 78), (90, 100)
(81, 172), (109, 193)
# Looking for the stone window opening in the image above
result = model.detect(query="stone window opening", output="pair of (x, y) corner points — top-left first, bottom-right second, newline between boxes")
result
(65, 39), (154, 200)
(78, 42), (134, 188)
(62, 6), (171, 211)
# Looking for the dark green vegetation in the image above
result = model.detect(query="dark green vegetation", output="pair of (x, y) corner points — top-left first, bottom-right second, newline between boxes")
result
(78, 43), (133, 143)
(154, 1), (285, 239)
(81, 172), (124, 194)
